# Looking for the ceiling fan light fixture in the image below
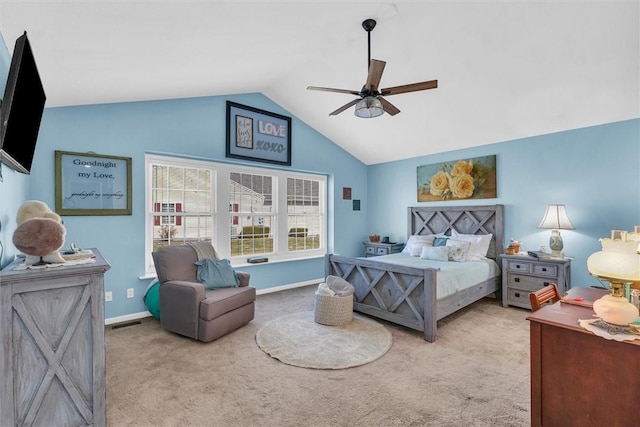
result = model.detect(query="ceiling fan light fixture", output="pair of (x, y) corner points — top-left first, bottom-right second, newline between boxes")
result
(354, 97), (384, 118)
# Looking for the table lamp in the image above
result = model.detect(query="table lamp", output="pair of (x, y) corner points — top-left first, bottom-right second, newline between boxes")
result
(538, 204), (574, 258)
(587, 228), (640, 325)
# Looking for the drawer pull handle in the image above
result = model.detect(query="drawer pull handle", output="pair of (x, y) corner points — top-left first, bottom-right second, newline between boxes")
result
(542, 267), (547, 272)
(516, 265), (521, 269)
(544, 282), (550, 286)
(514, 278), (520, 283)
(515, 292), (521, 298)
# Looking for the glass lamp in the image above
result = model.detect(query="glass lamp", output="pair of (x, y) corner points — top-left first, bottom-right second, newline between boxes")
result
(354, 97), (384, 118)
(587, 230), (640, 325)
(538, 204), (574, 258)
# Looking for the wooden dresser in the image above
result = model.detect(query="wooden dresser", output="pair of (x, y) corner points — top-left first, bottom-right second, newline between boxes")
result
(501, 254), (571, 309)
(0, 249), (111, 427)
(527, 287), (640, 427)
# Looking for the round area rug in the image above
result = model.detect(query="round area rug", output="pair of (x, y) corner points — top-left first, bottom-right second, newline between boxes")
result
(256, 311), (392, 369)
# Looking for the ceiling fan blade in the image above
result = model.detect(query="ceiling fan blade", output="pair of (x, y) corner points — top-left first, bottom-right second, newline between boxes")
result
(364, 59), (386, 91)
(329, 98), (361, 116)
(380, 79), (438, 96)
(378, 96), (400, 116)
(307, 86), (361, 96)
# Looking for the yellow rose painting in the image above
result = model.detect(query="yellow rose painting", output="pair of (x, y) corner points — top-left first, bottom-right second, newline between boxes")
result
(417, 155), (496, 202)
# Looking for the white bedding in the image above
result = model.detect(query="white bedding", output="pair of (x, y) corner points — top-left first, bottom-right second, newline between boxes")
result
(365, 253), (501, 299)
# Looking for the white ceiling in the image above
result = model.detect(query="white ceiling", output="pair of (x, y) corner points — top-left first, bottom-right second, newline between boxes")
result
(1, 1), (638, 165)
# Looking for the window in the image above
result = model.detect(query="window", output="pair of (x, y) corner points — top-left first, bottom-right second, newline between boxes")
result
(287, 177), (321, 252)
(145, 154), (326, 275)
(229, 172), (274, 257)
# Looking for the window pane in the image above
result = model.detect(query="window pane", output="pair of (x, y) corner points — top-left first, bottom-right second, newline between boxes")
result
(229, 172), (275, 255)
(231, 215), (274, 256)
(151, 162), (213, 250)
(230, 172), (273, 214)
(287, 177), (322, 252)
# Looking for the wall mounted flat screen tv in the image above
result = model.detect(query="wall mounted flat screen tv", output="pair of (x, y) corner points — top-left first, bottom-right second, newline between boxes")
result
(0, 31), (46, 174)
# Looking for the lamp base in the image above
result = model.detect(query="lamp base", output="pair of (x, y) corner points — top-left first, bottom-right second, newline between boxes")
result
(593, 280), (640, 325)
(548, 249), (564, 259)
(548, 230), (564, 258)
(593, 294), (639, 325)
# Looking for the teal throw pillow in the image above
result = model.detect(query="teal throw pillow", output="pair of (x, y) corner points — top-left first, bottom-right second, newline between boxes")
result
(195, 258), (239, 289)
(433, 237), (449, 247)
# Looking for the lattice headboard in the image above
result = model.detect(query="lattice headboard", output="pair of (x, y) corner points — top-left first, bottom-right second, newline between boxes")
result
(407, 205), (504, 259)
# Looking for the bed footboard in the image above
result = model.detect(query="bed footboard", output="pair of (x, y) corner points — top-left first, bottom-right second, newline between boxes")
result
(325, 254), (438, 342)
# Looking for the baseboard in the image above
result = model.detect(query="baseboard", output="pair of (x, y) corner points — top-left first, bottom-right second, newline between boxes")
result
(255, 278), (322, 295)
(105, 311), (152, 326)
(103, 278), (322, 325)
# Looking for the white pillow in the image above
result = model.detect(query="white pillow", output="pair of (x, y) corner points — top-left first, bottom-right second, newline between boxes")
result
(445, 239), (472, 262)
(451, 231), (493, 261)
(402, 234), (437, 256)
(420, 246), (449, 262)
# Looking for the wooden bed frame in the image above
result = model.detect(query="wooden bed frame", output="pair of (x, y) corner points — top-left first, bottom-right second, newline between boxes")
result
(325, 204), (504, 342)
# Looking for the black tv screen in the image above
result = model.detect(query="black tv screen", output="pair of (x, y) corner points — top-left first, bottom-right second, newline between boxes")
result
(0, 31), (46, 174)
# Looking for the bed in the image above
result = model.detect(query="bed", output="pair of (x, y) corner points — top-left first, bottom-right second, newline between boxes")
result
(325, 204), (504, 342)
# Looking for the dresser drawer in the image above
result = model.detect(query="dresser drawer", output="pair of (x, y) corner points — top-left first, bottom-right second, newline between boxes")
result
(507, 287), (532, 307)
(506, 260), (532, 273)
(365, 246), (376, 255)
(532, 263), (558, 277)
(376, 247), (389, 255)
(507, 274), (556, 291)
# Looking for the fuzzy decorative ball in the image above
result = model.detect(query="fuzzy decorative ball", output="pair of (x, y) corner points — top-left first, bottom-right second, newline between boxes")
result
(13, 218), (66, 257)
(16, 200), (60, 225)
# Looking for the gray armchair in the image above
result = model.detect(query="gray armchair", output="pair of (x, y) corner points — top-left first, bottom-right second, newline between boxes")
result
(152, 243), (255, 342)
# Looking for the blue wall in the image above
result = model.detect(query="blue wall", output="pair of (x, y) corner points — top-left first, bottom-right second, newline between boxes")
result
(368, 118), (640, 288)
(26, 95), (368, 318)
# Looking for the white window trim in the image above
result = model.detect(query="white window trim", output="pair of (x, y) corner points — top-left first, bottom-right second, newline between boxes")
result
(145, 154), (327, 276)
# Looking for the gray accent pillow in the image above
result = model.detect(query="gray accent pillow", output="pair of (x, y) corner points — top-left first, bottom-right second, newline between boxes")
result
(195, 258), (239, 289)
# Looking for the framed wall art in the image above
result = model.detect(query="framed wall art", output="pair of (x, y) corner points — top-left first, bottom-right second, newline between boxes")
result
(55, 150), (132, 215)
(226, 101), (292, 166)
(417, 155), (497, 202)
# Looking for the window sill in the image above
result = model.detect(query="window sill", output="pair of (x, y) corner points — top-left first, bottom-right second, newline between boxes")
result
(139, 253), (326, 280)
(231, 253), (326, 268)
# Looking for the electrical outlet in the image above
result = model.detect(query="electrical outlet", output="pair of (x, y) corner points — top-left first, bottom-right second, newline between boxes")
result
(105, 291), (113, 302)
(127, 288), (134, 299)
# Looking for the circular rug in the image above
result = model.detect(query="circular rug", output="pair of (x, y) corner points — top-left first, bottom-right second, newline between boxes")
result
(256, 311), (392, 369)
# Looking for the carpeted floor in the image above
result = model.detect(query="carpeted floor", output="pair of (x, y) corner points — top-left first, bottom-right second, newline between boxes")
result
(105, 285), (531, 426)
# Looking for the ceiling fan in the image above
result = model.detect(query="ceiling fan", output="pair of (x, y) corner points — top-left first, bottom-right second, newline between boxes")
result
(307, 18), (438, 118)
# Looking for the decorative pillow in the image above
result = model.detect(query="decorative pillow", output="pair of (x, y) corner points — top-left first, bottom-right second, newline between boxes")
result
(433, 237), (449, 247)
(195, 258), (239, 289)
(451, 231), (493, 260)
(445, 239), (472, 262)
(402, 234), (438, 256)
(419, 246), (450, 262)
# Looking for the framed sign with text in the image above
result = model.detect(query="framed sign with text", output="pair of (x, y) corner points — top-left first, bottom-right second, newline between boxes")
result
(55, 150), (132, 216)
(226, 101), (292, 166)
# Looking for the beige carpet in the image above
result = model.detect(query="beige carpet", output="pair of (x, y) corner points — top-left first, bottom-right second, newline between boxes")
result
(106, 285), (531, 426)
(256, 312), (392, 369)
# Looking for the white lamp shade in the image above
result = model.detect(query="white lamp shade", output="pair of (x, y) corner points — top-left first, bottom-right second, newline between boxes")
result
(587, 251), (640, 283)
(538, 204), (574, 230)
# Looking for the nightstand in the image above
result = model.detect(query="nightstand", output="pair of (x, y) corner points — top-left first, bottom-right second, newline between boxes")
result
(362, 242), (404, 257)
(500, 254), (571, 309)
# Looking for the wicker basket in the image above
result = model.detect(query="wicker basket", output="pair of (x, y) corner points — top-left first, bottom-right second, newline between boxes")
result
(314, 293), (353, 326)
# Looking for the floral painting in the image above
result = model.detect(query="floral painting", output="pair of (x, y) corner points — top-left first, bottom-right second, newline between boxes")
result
(417, 155), (496, 202)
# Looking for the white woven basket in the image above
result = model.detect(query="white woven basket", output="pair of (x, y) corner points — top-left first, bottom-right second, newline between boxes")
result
(314, 293), (353, 326)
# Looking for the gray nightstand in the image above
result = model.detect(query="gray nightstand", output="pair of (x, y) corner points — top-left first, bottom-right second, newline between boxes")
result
(500, 254), (571, 309)
(362, 242), (404, 257)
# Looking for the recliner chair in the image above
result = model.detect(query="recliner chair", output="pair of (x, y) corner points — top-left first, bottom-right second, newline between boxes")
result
(152, 243), (255, 342)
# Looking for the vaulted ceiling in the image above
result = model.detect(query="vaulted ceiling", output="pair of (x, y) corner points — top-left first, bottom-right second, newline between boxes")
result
(1, 1), (638, 165)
